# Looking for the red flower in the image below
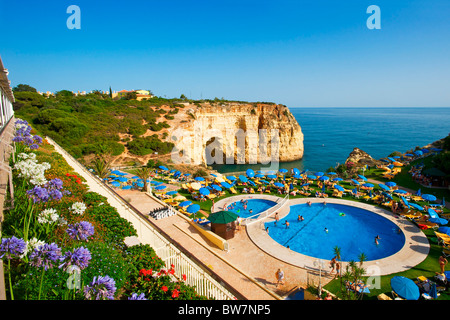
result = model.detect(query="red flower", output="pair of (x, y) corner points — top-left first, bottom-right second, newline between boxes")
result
(172, 289), (180, 298)
(161, 286), (168, 292)
(182, 274), (187, 281)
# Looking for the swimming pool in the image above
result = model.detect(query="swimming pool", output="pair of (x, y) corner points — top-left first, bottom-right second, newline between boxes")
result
(264, 203), (406, 261)
(226, 199), (277, 219)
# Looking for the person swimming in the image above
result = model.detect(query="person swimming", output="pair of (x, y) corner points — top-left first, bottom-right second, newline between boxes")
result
(324, 227), (329, 233)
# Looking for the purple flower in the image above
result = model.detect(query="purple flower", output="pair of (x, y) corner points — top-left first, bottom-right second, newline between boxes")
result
(83, 275), (117, 300)
(128, 293), (147, 300)
(59, 246), (91, 271)
(27, 186), (49, 203)
(29, 243), (62, 270)
(66, 221), (95, 241)
(49, 178), (64, 189)
(12, 135), (24, 142)
(29, 144), (39, 150)
(0, 236), (26, 260)
(33, 135), (43, 144)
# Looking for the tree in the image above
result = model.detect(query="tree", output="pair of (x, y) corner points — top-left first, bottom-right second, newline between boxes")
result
(90, 154), (113, 181)
(135, 167), (152, 192)
(13, 84), (37, 93)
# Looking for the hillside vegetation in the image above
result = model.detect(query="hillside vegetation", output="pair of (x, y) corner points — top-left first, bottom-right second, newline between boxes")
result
(13, 88), (181, 159)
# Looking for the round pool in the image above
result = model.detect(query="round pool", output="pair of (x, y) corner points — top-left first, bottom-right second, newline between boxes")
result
(264, 202), (406, 261)
(226, 199), (277, 219)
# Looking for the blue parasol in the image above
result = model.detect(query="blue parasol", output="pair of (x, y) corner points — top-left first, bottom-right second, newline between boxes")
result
(255, 174), (265, 178)
(394, 189), (407, 194)
(279, 169), (288, 173)
(246, 169), (255, 178)
(334, 185), (345, 192)
(166, 190), (178, 196)
(155, 185), (166, 191)
(315, 172), (324, 177)
(333, 177), (343, 182)
(362, 183), (374, 188)
(266, 174), (277, 179)
(159, 165), (168, 171)
(179, 201), (192, 207)
(111, 181), (120, 187)
(358, 175), (368, 181)
(220, 182), (232, 189)
(390, 276), (420, 300)
(307, 175), (317, 180)
(194, 177), (205, 182)
(351, 179), (360, 185)
(187, 204), (200, 214)
(422, 194), (437, 202)
(293, 168), (300, 175)
(211, 184), (222, 191)
(378, 184), (390, 191)
(239, 175), (248, 183)
(199, 187), (210, 195)
(319, 176), (329, 181)
(385, 182), (396, 187)
(226, 176), (237, 181)
(408, 203), (423, 211)
(274, 182), (284, 188)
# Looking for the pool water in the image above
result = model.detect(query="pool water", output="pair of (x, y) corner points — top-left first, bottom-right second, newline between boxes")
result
(226, 199), (277, 219)
(264, 203), (405, 261)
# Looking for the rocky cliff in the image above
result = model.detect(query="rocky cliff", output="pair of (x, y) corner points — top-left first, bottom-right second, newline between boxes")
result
(169, 102), (304, 166)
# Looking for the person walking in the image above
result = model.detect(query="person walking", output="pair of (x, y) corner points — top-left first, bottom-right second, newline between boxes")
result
(275, 268), (285, 288)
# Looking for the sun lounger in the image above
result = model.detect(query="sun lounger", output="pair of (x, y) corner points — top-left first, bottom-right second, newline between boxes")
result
(230, 187), (237, 194)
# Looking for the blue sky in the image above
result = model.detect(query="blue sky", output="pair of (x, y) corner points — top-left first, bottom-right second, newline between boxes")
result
(1, 0), (449, 107)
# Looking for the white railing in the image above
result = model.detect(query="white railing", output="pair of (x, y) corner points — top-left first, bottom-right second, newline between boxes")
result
(45, 137), (237, 300)
(243, 194), (289, 226)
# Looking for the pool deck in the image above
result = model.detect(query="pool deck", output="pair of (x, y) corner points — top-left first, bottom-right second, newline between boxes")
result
(245, 197), (430, 276)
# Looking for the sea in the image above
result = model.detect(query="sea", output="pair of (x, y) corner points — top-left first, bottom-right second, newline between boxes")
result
(211, 107), (450, 174)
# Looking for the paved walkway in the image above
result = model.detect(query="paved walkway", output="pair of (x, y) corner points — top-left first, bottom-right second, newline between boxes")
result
(117, 190), (324, 300)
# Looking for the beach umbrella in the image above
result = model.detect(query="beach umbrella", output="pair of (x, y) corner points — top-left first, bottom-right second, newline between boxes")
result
(422, 194), (437, 202)
(390, 276), (420, 300)
(429, 217), (448, 225)
(414, 150), (423, 156)
(255, 174), (265, 178)
(260, 180), (269, 184)
(279, 169), (288, 174)
(387, 157), (396, 162)
(334, 185), (345, 192)
(293, 168), (300, 175)
(151, 181), (163, 185)
(111, 181), (120, 187)
(208, 211), (238, 224)
(362, 183), (374, 188)
(266, 174), (277, 179)
(400, 196), (410, 208)
(166, 190), (178, 196)
(184, 173), (191, 176)
(427, 208), (440, 219)
(122, 185), (132, 190)
(385, 182), (396, 187)
(405, 154), (414, 157)
(220, 182), (232, 189)
(239, 175), (248, 183)
(378, 184), (390, 192)
(333, 177), (343, 182)
(110, 170), (121, 175)
(190, 182), (202, 190)
(248, 180), (256, 186)
(328, 172), (337, 175)
(438, 227), (450, 236)
(382, 192), (393, 200)
(319, 176), (329, 181)
(430, 283), (438, 299)
(211, 184), (222, 192)
(179, 201), (192, 207)
(155, 185), (166, 191)
(351, 179), (360, 185)
(117, 177), (128, 182)
(187, 204), (200, 214)
(199, 187), (210, 196)
(394, 189), (407, 194)
(409, 203), (424, 211)
(173, 195), (187, 201)
(246, 169), (255, 178)
(194, 177), (205, 182)
(416, 189), (422, 196)
(315, 172), (324, 177)
(307, 175), (317, 180)
(274, 182), (284, 188)
(226, 176), (236, 181)
(159, 165), (168, 171)
(358, 175), (368, 181)
(293, 174), (302, 179)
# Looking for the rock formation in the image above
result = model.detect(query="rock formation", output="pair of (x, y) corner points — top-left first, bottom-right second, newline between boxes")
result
(168, 102), (304, 166)
(344, 147), (382, 173)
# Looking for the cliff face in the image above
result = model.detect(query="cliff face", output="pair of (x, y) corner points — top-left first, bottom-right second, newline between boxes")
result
(169, 103), (304, 166)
